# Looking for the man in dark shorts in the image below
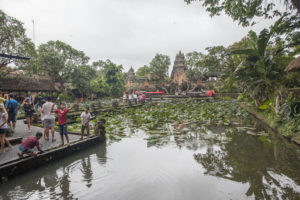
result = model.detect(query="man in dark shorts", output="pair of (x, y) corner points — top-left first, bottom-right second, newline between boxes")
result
(55, 103), (74, 146)
(5, 94), (19, 131)
(18, 132), (44, 158)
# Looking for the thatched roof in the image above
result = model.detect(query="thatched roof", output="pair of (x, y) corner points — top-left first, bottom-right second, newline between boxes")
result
(285, 56), (300, 72)
(0, 75), (57, 92)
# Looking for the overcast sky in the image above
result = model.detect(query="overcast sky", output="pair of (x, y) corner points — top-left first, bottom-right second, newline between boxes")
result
(1, 0), (277, 73)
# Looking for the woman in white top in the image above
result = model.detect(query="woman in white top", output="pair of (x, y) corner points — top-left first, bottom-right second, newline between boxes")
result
(0, 104), (12, 153)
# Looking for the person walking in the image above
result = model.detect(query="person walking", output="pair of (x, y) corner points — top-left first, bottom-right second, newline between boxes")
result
(5, 94), (18, 131)
(21, 98), (35, 133)
(128, 93), (132, 106)
(42, 97), (57, 142)
(28, 92), (35, 105)
(133, 93), (138, 104)
(55, 103), (74, 146)
(122, 92), (127, 105)
(141, 93), (146, 104)
(80, 107), (91, 139)
(0, 105), (12, 153)
(17, 132), (44, 158)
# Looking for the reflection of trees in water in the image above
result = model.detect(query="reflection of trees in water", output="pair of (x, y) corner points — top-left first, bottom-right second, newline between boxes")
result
(141, 120), (300, 199)
(194, 133), (300, 199)
(142, 119), (300, 199)
(1, 143), (108, 199)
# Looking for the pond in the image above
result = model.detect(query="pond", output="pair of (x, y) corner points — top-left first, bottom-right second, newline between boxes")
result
(1, 100), (300, 200)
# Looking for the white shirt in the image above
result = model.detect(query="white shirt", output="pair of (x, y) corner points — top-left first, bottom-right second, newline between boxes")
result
(0, 112), (7, 129)
(38, 106), (45, 121)
(128, 94), (132, 100)
(81, 112), (91, 125)
(42, 102), (57, 120)
(133, 94), (137, 99)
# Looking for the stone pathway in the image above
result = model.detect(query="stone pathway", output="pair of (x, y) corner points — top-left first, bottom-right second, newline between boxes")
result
(0, 120), (81, 165)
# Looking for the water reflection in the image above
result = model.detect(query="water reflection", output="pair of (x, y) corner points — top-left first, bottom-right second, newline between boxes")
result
(136, 118), (300, 200)
(0, 143), (107, 200)
(193, 130), (300, 199)
(1, 118), (300, 200)
(81, 156), (93, 188)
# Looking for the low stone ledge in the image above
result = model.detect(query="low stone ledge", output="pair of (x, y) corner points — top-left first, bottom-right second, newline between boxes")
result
(0, 136), (103, 184)
(6, 137), (22, 147)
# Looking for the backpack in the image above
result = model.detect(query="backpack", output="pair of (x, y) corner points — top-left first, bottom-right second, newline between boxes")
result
(7, 100), (14, 113)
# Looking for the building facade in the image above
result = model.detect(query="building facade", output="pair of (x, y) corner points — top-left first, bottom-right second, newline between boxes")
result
(171, 51), (186, 86)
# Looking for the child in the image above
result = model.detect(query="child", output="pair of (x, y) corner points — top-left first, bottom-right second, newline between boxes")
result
(18, 132), (44, 158)
(55, 103), (73, 146)
(80, 107), (91, 139)
(0, 104), (12, 153)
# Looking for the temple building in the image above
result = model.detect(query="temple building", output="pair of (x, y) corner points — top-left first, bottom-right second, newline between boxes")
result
(171, 51), (187, 86)
(125, 67), (136, 89)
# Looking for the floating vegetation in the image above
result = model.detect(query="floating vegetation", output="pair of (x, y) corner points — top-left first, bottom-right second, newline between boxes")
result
(101, 100), (271, 147)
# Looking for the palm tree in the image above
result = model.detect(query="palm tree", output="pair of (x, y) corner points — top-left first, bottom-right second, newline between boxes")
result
(230, 16), (289, 106)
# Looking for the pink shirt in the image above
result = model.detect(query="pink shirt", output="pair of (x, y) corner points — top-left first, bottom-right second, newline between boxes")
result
(21, 136), (40, 149)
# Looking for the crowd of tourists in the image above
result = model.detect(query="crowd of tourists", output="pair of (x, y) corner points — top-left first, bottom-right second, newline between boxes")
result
(122, 92), (146, 105)
(0, 93), (92, 158)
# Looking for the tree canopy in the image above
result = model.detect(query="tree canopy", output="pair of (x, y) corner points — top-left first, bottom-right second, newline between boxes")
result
(184, 0), (299, 27)
(149, 54), (170, 82)
(36, 40), (89, 86)
(91, 60), (125, 97)
(136, 65), (150, 79)
(0, 9), (35, 70)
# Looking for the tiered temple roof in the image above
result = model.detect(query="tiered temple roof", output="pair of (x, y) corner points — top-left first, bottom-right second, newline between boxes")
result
(171, 51), (187, 86)
(126, 67), (136, 82)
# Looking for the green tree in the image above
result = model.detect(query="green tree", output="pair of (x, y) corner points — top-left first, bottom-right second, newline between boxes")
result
(92, 60), (125, 97)
(136, 65), (150, 79)
(71, 65), (97, 97)
(91, 76), (109, 97)
(185, 51), (205, 82)
(149, 54), (170, 82)
(198, 46), (229, 78)
(0, 10), (36, 71)
(37, 40), (89, 87)
(184, 0), (299, 27)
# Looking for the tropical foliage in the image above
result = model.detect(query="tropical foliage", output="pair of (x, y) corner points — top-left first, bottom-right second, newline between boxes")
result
(91, 60), (125, 97)
(136, 65), (150, 79)
(184, 0), (299, 27)
(0, 10), (35, 71)
(149, 54), (170, 82)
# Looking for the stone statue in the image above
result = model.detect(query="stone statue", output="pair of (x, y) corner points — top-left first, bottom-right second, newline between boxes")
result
(94, 118), (106, 141)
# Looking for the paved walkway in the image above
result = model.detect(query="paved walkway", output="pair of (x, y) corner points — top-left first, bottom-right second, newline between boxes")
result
(0, 120), (81, 165)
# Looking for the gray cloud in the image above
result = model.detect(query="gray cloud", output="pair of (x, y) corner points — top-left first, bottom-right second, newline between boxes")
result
(1, 0), (276, 73)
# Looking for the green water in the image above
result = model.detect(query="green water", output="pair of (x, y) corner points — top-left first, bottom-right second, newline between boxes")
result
(1, 101), (300, 200)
